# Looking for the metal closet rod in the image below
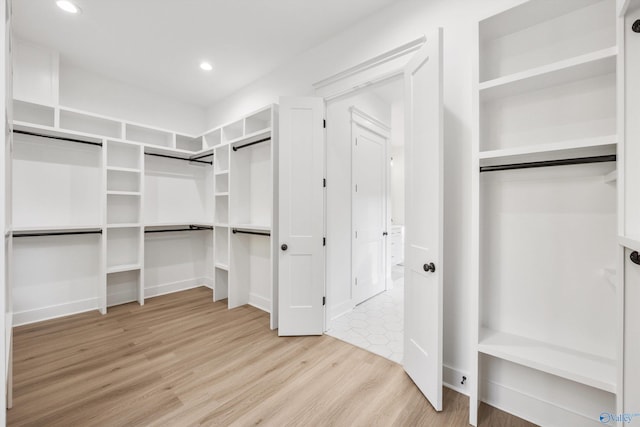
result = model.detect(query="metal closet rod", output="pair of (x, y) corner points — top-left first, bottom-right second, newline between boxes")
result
(13, 230), (103, 238)
(190, 152), (214, 161)
(232, 137), (271, 152)
(145, 225), (213, 234)
(13, 129), (103, 147)
(479, 155), (616, 173)
(144, 152), (213, 165)
(232, 229), (271, 237)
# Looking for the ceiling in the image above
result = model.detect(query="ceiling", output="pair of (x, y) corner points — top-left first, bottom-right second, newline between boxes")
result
(13, 0), (398, 107)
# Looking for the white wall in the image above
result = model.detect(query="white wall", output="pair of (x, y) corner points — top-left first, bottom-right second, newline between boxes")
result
(13, 37), (207, 135)
(204, 0), (525, 385)
(326, 90), (391, 320)
(390, 99), (404, 225)
(59, 61), (206, 135)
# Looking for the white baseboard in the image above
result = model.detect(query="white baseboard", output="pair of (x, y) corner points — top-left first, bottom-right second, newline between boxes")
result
(14, 298), (99, 326)
(249, 293), (271, 313)
(483, 380), (608, 426)
(144, 277), (209, 299)
(328, 299), (354, 323)
(443, 364), (469, 396)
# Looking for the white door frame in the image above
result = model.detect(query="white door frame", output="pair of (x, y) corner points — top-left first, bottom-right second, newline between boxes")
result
(350, 107), (392, 300)
(314, 37), (425, 333)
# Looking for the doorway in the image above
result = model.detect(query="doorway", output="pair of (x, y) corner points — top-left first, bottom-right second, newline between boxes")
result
(325, 76), (405, 363)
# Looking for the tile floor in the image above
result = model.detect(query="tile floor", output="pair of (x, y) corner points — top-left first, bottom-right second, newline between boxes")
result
(326, 265), (404, 363)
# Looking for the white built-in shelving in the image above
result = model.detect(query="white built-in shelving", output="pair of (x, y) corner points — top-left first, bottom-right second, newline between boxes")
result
(9, 97), (278, 330)
(471, 1), (620, 426)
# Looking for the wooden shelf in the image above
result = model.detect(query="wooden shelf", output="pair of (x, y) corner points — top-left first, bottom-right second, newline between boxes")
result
(478, 135), (617, 164)
(215, 192), (229, 197)
(145, 222), (214, 228)
(479, 47), (617, 101)
(107, 264), (141, 274)
(228, 128), (272, 147)
(215, 170), (229, 176)
(214, 223), (229, 228)
(478, 328), (616, 393)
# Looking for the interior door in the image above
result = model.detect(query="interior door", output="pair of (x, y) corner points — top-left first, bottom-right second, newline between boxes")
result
(278, 97), (325, 336)
(403, 28), (444, 411)
(352, 124), (387, 304)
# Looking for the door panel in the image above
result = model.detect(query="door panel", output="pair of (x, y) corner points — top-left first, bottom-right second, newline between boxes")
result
(352, 125), (387, 304)
(403, 28), (444, 411)
(278, 97), (325, 336)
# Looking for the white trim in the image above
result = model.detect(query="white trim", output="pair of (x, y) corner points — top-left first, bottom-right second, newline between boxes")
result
(314, 37), (425, 101)
(350, 106), (391, 138)
(249, 293), (271, 313)
(313, 37), (425, 90)
(13, 298), (99, 326)
(144, 278), (210, 299)
(443, 364), (470, 396)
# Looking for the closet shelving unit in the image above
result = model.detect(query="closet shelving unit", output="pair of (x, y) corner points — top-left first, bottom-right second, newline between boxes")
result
(471, 1), (620, 425)
(211, 105), (279, 328)
(9, 98), (279, 326)
(9, 98), (219, 322)
(618, 0), (640, 417)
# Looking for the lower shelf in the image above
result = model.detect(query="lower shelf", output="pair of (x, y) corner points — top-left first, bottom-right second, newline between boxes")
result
(107, 264), (141, 274)
(478, 328), (616, 393)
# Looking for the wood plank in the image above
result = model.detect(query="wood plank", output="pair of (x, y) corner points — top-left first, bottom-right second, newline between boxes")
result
(8, 287), (535, 426)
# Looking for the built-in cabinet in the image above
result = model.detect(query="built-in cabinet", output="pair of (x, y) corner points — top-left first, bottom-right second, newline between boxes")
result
(8, 98), (278, 327)
(472, 1), (621, 425)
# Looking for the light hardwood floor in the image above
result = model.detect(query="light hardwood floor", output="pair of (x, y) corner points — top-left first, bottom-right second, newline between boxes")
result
(8, 287), (536, 426)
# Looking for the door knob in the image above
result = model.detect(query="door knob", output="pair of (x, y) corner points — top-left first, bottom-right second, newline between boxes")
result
(423, 262), (436, 273)
(631, 251), (640, 266)
(281, 244), (288, 251)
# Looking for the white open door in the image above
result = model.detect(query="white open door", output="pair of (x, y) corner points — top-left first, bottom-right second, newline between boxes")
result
(403, 28), (444, 411)
(278, 97), (325, 336)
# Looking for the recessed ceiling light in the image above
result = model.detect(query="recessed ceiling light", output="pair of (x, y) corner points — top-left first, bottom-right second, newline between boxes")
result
(200, 62), (213, 71)
(56, 1), (81, 14)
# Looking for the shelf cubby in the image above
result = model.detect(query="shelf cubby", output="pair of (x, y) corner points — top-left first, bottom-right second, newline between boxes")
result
(59, 109), (122, 139)
(125, 123), (173, 148)
(479, 0), (615, 83)
(229, 231), (271, 312)
(204, 128), (222, 148)
(215, 195), (228, 225)
(214, 267), (229, 301)
(245, 108), (271, 134)
(215, 172), (228, 194)
(214, 144), (229, 172)
(107, 141), (142, 170)
(222, 120), (243, 143)
(107, 194), (141, 225)
(107, 270), (141, 307)
(214, 227), (229, 267)
(13, 99), (55, 127)
(107, 169), (140, 193)
(175, 134), (203, 152)
(106, 227), (140, 270)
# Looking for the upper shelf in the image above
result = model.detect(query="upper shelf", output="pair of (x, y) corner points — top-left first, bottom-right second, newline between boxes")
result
(478, 328), (616, 393)
(478, 135), (617, 166)
(12, 99), (276, 158)
(479, 47), (617, 101)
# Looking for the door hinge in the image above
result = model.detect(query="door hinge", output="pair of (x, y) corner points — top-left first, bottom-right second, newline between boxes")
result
(323, 119), (326, 128)
(323, 178), (326, 188)
(323, 296), (326, 306)
(323, 237), (326, 246)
